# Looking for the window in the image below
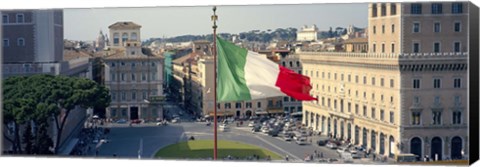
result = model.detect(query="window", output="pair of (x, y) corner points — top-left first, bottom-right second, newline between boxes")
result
(316, 71), (319, 78)
(381, 94), (384, 101)
(257, 102), (261, 108)
(380, 109), (385, 121)
(433, 78), (441, 88)
(391, 4), (397, 15)
(217, 104), (221, 109)
(454, 78), (461, 88)
(131, 73), (136, 81)
(434, 96), (441, 104)
(372, 93), (375, 100)
(121, 92), (126, 101)
(434, 42), (440, 53)
(413, 79), (420, 89)
(122, 33), (128, 42)
(363, 92), (366, 99)
(431, 3), (443, 14)
(348, 102), (351, 112)
(328, 72), (330, 79)
(341, 74), (344, 81)
(296, 61), (300, 67)
(372, 4), (377, 17)
(411, 3), (422, 14)
(3, 39), (9, 47)
(411, 111), (421, 125)
(372, 44), (376, 52)
(334, 73), (337, 80)
(434, 22), (441, 32)
(355, 75), (359, 83)
(111, 92), (116, 101)
(382, 25), (385, 34)
(322, 97), (325, 106)
(413, 23), (420, 33)
(373, 26), (376, 34)
(432, 110), (442, 125)
(454, 96), (461, 105)
(289, 61), (293, 67)
(111, 62), (116, 67)
(348, 75), (351, 82)
(363, 76), (367, 84)
(452, 111), (461, 124)
(414, 96), (420, 104)
(328, 98), (331, 107)
(454, 22), (461, 32)
(372, 77), (376, 86)
(2, 14), (8, 23)
(413, 43), (420, 53)
(121, 73), (125, 81)
(355, 104), (359, 114)
(452, 3), (463, 14)
(381, 4), (387, 16)
(363, 106), (367, 117)
(111, 73), (116, 81)
(113, 33), (119, 45)
(225, 103), (231, 109)
(391, 24), (395, 33)
(132, 92), (136, 100)
(121, 61), (125, 66)
(322, 72), (325, 78)
(16, 14), (24, 23)
(142, 91), (147, 100)
(381, 43), (385, 53)
(282, 62), (286, 67)
(391, 96), (394, 103)
(381, 78), (384, 87)
(236, 102), (242, 109)
(131, 32), (138, 41)
(142, 73), (146, 81)
(284, 97), (289, 102)
(454, 42), (461, 52)
(246, 102), (252, 108)
(391, 43), (395, 53)
(390, 111), (394, 123)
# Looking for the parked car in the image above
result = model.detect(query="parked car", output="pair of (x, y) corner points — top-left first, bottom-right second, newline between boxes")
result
(284, 135), (293, 141)
(268, 129), (280, 137)
(261, 126), (270, 133)
(131, 119), (142, 124)
(317, 139), (329, 146)
(248, 121), (256, 127)
(351, 152), (362, 159)
(251, 126), (261, 133)
(326, 142), (338, 149)
(336, 147), (348, 154)
(116, 119), (127, 124)
(219, 124), (230, 132)
(295, 137), (309, 145)
(171, 118), (180, 123)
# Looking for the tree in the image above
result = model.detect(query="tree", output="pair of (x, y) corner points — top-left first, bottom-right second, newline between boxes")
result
(2, 74), (111, 155)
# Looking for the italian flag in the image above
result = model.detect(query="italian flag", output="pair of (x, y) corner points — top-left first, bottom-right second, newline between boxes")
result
(216, 36), (317, 102)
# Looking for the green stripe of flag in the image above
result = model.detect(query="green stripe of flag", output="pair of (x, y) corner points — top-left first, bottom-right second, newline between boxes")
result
(216, 36), (251, 102)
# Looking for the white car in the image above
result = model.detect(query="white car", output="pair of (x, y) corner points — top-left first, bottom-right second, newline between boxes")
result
(326, 142), (338, 149)
(261, 126), (270, 133)
(171, 118), (179, 123)
(295, 137), (309, 145)
(248, 122), (255, 127)
(219, 124), (230, 132)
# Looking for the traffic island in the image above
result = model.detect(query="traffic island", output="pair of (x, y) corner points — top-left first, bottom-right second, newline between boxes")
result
(154, 140), (282, 160)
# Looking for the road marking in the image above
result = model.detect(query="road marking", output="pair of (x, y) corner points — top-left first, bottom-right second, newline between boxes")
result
(253, 134), (301, 160)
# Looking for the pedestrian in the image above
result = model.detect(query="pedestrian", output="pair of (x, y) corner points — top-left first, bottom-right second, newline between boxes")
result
(320, 152), (323, 158)
(285, 155), (289, 161)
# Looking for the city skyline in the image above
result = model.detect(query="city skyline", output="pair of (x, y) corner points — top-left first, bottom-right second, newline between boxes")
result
(64, 3), (368, 41)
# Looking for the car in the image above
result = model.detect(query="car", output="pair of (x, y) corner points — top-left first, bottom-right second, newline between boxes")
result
(284, 135), (293, 141)
(268, 129), (280, 137)
(116, 119), (127, 124)
(337, 147), (348, 154)
(100, 139), (109, 143)
(248, 121), (256, 127)
(251, 126), (261, 133)
(351, 152), (362, 159)
(219, 124), (230, 132)
(171, 118), (179, 123)
(131, 119), (142, 124)
(326, 142), (338, 149)
(295, 137), (309, 145)
(261, 126), (270, 133)
(317, 139), (329, 146)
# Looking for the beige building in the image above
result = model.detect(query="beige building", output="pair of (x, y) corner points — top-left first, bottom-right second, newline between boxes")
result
(297, 25), (318, 42)
(101, 22), (164, 122)
(299, 2), (469, 161)
(108, 22), (141, 48)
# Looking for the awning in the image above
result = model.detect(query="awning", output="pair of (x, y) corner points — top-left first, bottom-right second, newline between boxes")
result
(208, 112), (234, 117)
(255, 111), (269, 115)
(58, 138), (79, 155)
(267, 109), (283, 114)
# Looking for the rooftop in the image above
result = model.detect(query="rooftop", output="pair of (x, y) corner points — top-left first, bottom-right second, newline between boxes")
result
(108, 21), (142, 29)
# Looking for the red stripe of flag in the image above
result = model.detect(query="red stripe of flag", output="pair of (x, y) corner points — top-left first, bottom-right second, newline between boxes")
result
(275, 65), (317, 101)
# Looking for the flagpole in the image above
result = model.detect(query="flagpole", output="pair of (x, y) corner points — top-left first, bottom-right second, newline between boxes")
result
(211, 6), (218, 160)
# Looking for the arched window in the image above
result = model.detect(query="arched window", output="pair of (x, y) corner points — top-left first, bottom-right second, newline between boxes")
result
(113, 33), (120, 45)
(289, 61), (293, 67)
(122, 33), (128, 43)
(296, 61), (300, 67)
(131, 32), (138, 41)
(17, 38), (25, 46)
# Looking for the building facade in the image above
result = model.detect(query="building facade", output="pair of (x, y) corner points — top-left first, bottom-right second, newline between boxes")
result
(299, 2), (469, 161)
(297, 25), (318, 42)
(108, 22), (141, 48)
(102, 22), (164, 122)
(2, 9), (64, 77)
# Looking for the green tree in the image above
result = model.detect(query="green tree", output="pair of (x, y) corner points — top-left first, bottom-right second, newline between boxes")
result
(2, 74), (111, 155)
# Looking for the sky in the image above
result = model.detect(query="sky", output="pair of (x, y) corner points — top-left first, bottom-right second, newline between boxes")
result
(63, 3), (368, 41)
